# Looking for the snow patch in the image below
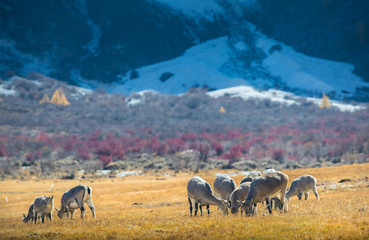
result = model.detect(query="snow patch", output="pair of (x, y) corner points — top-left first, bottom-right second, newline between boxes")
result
(74, 86), (92, 96)
(207, 85), (365, 112)
(256, 34), (369, 98)
(111, 37), (248, 95)
(0, 84), (16, 96)
(207, 86), (297, 105)
(126, 90), (158, 106)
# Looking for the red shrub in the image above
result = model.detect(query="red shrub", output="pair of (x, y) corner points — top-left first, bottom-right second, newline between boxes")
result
(272, 148), (286, 162)
(181, 132), (198, 141)
(77, 146), (90, 160)
(211, 141), (223, 156)
(0, 146), (7, 157)
(166, 138), (186, 154)
(99, 155), (112, 167)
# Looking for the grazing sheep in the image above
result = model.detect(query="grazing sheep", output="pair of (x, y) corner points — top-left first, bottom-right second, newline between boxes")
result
(33, 195), (54, 224)
(242, 171), (289, 215)
(285, 175), (319, 202)
(240, 171), (261, 184)
(187, 176), (228, 216)
(264, 169), (277, 174)
(229, 182), (251, 214)
(22, 203), (35, 223)
(213, 174), (236, 202)
(55, 185), (96, 219)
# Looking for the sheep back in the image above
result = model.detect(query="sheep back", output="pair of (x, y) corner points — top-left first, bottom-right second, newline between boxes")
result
(61, 185), (89, 209)
(246, 171), (289, 204)
(213, 174), (236, 201)
(286, 175), (317, 199)
(33, 195), (54, 216)
(187, 177), (215, 205)
(240, 171), (261, 184)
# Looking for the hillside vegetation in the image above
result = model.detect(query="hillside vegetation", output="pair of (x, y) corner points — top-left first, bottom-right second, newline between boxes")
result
(0, 163), (368, 239)
(0, 76), (369, 178)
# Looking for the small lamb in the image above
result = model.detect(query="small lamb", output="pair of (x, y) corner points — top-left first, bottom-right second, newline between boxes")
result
(229, 182), (251, 214)
(285, 175), (319, 202)
(22, 203), (35, 223)
(213, 174), (236, 202)
(242, 171), (289, 215)
(55, 185), (96, 219)
(23, 195), (54, 224)
(240, 171), (261, 184)
(187, 176), (228, 216)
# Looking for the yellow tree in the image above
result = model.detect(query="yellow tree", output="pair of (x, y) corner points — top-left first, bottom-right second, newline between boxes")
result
(219, 106), (226, 113)
(50, 88), (70, 106)
(39, 94), (50, 104)
(319, 93), (331, 109)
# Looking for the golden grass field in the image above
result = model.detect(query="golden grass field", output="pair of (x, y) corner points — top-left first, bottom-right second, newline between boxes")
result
(1, 163), (369, 240)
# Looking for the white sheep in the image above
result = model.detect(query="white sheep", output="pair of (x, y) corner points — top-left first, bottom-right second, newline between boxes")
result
(285, 175), (319, 203)
(31, 195), (54, 224)
(229, 182), (251, 214)
(213, 174), (236, 202)
(187, 176), (228, 216)
(240, 171), (261, 184)
(242, 171), (289, 215)
(55, 185), (96, 219)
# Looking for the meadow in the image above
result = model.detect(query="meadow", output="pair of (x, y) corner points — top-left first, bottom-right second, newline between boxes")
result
(1, 163), (369, 239)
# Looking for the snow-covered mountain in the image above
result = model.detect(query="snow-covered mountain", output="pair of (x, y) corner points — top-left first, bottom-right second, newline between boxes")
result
(1, 0), (369, 101)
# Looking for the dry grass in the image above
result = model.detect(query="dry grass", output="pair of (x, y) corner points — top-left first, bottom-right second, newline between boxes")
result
(1, 164), (369, 239)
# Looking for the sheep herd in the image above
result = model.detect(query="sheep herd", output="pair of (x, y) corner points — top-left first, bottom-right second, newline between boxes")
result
(22, 170), (319, 224)
(22, 185), (95, 224)
(187, 170), (319, 217)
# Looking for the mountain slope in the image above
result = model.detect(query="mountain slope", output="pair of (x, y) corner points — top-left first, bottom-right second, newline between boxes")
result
(109, 28), (369, 100)
(1, 0), (369, 101)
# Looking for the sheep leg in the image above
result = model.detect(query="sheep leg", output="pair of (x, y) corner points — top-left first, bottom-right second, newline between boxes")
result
(34, 212), (38, 224)
(252, 203), (257, 215)
(265, 197), (272, 214)
(313, 187), (319, 200)
(298, 192), (303, 200)
(199, 204), (203, 216)
(280, 188), (287, 213)
(70, 209), (76, 219)
(41, 214), (45, 224)
(86, 197), (96, 217)
(188, 197), (193, 216)
(284, 199), (289, 213)
(65, 206), (70, 219)
(74, 197), (85, 219)
(206, 205), (210, 215)
(304, 192), (309, 200)
(194, 202), (199, 216)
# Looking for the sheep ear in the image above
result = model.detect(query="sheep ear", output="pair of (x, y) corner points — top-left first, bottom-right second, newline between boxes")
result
(51, 195), (54, 199)
(54, 207), (59, 213)
(23, 214), (26, 218)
